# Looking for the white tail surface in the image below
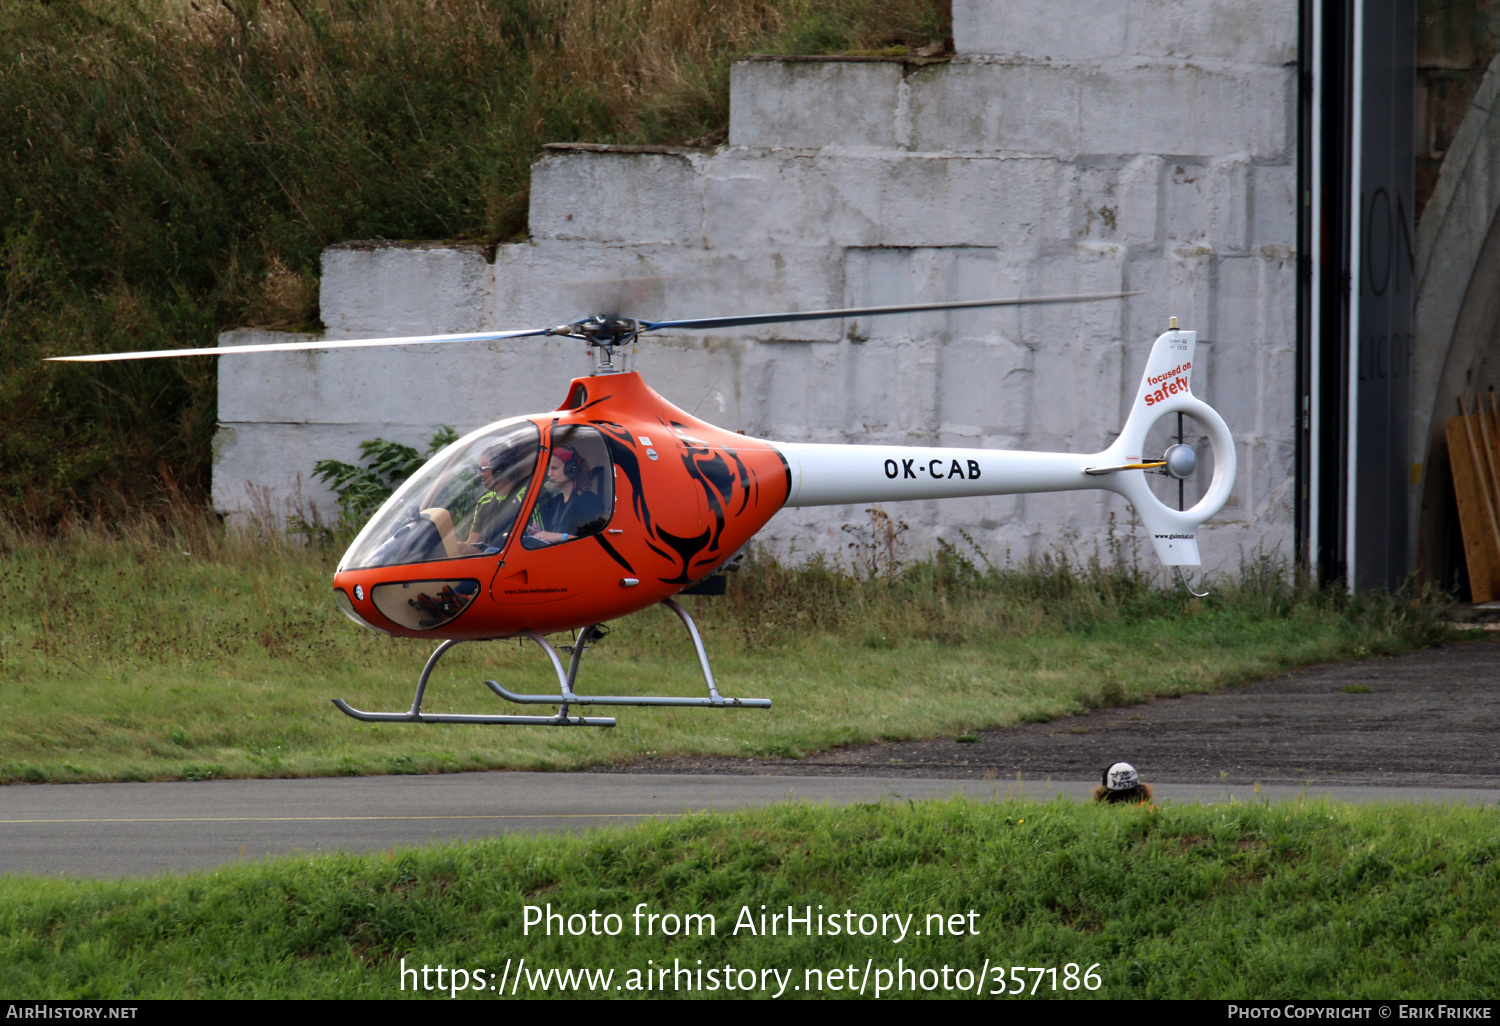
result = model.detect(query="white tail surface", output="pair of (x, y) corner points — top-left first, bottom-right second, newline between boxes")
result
(1095, 328), (1237, 565)
(769, 327), (1236, 567)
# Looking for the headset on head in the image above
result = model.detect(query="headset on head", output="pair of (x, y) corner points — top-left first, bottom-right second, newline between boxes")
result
(553, 444), (582, 480)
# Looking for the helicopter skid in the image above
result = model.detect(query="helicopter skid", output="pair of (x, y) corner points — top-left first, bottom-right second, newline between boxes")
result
(330, 700), (613, 727)
(331, 599), (767, 727)
(332, 635), (617, 727)
(486, 682), (771, 709)
(487, 600), (771, 710)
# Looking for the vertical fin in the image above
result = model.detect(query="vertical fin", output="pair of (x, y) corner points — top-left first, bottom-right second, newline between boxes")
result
(1102, 327), (1236, 566)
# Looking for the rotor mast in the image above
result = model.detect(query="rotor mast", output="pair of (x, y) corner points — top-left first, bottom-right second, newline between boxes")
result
(546, 315), (640, 375)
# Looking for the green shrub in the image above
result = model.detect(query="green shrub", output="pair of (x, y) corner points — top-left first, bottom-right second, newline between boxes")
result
(312, 426), (458, 531)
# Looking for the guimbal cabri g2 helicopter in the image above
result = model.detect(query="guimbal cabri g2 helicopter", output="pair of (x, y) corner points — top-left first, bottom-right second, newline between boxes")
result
(52, 292), (1235, 727)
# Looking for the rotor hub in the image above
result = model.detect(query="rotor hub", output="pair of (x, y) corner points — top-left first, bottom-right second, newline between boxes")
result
(1163, 443), (1197, 480)
(548, 315), (641, 375)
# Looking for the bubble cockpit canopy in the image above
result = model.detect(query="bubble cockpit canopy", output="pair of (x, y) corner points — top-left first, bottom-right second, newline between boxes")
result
(338, 420), (541, 572)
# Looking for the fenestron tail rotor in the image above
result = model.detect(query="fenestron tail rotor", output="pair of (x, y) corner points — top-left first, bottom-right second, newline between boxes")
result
(44, 290), (1142, 366)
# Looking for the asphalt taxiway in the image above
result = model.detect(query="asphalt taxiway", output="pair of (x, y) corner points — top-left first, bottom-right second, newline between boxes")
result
(3, 770), (1496, 877)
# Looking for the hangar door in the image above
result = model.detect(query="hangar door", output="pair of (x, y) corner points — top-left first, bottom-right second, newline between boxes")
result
(1299, 0), (1416, 591)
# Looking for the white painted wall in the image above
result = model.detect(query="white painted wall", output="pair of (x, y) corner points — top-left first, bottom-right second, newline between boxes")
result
(216, 0), (1298, 575)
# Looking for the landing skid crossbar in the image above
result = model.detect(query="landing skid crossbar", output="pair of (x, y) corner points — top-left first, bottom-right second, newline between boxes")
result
(487, 600), (771, 710)
(332, 599), (769, 727)
(333, 637), (616, 727)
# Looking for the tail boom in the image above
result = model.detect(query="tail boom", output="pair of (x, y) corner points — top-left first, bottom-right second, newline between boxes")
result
(766, 327), (1236, 567)
(774, 443), (1102, 507)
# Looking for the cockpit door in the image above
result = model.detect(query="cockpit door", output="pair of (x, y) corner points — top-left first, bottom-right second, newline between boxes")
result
(489, 423), (615, 606)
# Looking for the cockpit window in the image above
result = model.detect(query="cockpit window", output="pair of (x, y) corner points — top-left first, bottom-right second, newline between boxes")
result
(338, 421), (541, 571)
(519, 424), (614, 550)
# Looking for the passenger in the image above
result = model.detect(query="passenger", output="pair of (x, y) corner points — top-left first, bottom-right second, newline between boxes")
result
(526, 444), (605, 546)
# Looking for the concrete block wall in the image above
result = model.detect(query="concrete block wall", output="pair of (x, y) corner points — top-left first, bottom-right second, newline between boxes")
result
(952, 0), (1298, 64)
(215, 0), (1299, 574)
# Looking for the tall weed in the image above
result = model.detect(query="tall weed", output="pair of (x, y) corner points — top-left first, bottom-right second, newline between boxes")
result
(1, 0), (949, 521)
(709, 518), (1453, 655)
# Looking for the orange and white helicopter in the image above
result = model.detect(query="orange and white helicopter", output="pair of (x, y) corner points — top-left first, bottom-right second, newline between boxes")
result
(51, 294), (1235, 727)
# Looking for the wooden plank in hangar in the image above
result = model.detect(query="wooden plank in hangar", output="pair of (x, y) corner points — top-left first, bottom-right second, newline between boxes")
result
(1446, 410), (1500, 602)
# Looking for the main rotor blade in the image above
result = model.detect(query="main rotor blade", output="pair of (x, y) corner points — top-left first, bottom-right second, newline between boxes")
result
(639, 291), (1143, 333)
(46, 326), (559, 363)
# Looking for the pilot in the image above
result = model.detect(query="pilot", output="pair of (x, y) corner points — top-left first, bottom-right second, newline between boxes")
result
(461, 443), (536, 554)
(526, 444), (605, 546)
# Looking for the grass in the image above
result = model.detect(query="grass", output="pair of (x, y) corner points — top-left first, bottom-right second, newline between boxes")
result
(2, 796), (1498, 998)
(0, 508), (1459, 783)
(0, 512), (1484, 1001)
